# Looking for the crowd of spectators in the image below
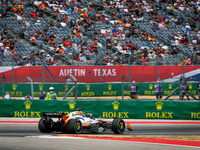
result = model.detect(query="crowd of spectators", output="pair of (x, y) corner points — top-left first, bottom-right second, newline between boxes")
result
(0, 0), (200, 66)
(0, 27), (17, 56)
(0, 26), (28, 65)
(26, 1), (107, 64)
(101, 0), (200, 64)
(0, 26), (52, 66)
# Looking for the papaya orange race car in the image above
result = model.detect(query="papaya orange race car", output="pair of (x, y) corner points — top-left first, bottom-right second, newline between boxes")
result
(38, 110), (133, 134)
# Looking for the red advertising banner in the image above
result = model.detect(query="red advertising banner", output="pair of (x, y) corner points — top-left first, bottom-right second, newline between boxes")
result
(0, 66), (200, 83)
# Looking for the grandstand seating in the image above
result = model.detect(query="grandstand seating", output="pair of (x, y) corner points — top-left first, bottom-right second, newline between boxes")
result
(0, 0), (199, 66)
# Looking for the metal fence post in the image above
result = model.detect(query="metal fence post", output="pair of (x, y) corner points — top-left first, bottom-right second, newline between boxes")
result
(179, 75), (183, 100)
(122, 74), (125, 100)
(179, 59), (185, 100)
(183, 59), (185, 82)
(100, 60), (102, 83)
(75, 78), (77, 100)
(2, 74), (6, 99)
(43, 54), (45, 83)
(27, 77), (34, 100)
(128, 55), (131, 82)
(12, 62), (14, 83)
(63, 75), (78, 100)
(72, 53), (74, 76)
(44, 66), (57, 83)
(156, 56), (158, 81)
(71, 75), (77, 100)
(64, 74), (69, 97)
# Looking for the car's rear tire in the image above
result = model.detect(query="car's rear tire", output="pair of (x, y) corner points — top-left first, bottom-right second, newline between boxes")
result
(38, 118), (52, 133)
(112, 118), (125, 134)
(66, 119), (82, 134)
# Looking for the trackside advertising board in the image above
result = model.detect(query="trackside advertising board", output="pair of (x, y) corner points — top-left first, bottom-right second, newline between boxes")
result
(0, 100), (200, 120)
(0, 66), (200, 83)
(1, 82), (199, 97)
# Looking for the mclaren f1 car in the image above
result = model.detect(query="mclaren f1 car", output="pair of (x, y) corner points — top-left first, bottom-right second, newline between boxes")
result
(38, 110), (132, 134)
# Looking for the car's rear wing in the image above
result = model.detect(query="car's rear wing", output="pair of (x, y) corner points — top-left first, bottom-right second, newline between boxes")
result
(41, 112), (64, 118)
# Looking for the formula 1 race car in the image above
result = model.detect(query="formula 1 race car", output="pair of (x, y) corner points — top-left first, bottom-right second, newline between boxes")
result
(38, 110), (132, 134)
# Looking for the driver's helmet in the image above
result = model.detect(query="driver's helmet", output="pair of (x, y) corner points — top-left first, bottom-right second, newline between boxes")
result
(86, 113), (93, 119)
(75, 111), (82, 116)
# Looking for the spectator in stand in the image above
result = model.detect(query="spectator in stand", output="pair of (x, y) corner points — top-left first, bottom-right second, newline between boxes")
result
(0, 43), (5, 54)
(13, 5), (18, 12)
(158, 21), (167, 29)
(75, 54), (80, 61)
(182, 33), (189, 45)
(14, 54), (23, 65)
(45, 54), (52, 65)
(34, 0), (42, 7)
(171, 46), (180, 55)
(79, 53), (87, 62)
(112, 27), (117, 34)
(15, 12), (23, 21)
(30, 34), (37, 46)
(107, 60), (114, 66)
(76, 30), (83, 38)
(34, 17), (42, 25)
(60, 20), (67, 28)
(30, 51), (35, 64)
(151, 23), (160, 32)
(148, 50), (156, 60)
(106, 37), (112, 49)
(52, 8), (60, 20)
(162, 44), (169, 53)
(10, 46), (16, 56)
(3, 47), (11, 55)
(19, 28), (25, 39)
(66, 53), (73, 63)
(29, 10), (37, 18)
(23, 19), (30, 28)
(187, 57), (192, 65)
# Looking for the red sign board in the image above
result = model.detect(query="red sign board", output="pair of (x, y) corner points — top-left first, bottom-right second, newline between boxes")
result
(0, 66), (200, 83)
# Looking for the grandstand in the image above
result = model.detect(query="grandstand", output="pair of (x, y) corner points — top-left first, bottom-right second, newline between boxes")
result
(0, 0), (199, 67)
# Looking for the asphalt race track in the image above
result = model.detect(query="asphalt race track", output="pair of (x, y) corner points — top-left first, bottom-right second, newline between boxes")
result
(1, 123), (200, 136)
(0, 120), (200, 150)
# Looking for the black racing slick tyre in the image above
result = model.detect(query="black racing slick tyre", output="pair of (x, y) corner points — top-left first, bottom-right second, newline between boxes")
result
(66, 119), (82, 134)
(38, 118), (51, 133)
(112, 118), (125, 134)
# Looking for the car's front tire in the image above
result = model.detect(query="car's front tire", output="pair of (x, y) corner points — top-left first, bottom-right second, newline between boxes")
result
(112, 118), (125, 134)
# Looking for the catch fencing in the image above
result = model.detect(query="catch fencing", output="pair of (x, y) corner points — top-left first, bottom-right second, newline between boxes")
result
(1, 82), (199, 100)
